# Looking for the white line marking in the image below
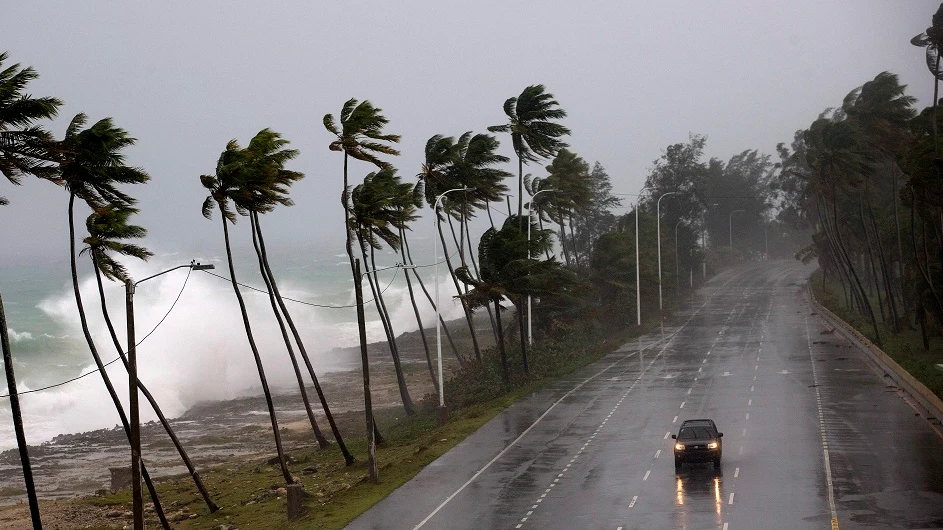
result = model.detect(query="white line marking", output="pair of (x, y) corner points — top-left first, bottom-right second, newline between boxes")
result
(698, 367), (703, 372)
(745, 412), (750, 420)
(629, 496), (637, 508)
(729, 492), (735, 505)
(516, 525), (522, 529)
(527, 511), (533, 516)
(742, 428), (746, 436)
(748, 399), (752, 406)
(750, 385), (754, 392)
(664, 431), (671, 440)
(643, 470), (651, 481)
(735, 467), (740, 478)
(655, 449), (661, 459)
(723, 524), (728, 530)
(680, 401), (686, 408)
(687, 388), (692, 395)
(411, 351), (642, 529)
(672, 415), (678, 423)
(531, 505), (537, 509)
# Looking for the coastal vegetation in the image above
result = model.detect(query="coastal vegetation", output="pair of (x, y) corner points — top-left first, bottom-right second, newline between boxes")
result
(1, 4), (943, 527)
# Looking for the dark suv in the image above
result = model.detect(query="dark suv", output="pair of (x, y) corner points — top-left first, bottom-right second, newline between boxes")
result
(672, 419), (723, 470)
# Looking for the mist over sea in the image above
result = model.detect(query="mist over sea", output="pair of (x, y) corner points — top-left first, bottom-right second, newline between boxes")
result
(0, 238), (462, 450)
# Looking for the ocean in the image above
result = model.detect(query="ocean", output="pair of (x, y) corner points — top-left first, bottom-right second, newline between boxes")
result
(0, 238), (465, 451)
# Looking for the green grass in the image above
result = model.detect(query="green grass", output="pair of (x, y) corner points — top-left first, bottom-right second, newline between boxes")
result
(811, 269), (943, 400)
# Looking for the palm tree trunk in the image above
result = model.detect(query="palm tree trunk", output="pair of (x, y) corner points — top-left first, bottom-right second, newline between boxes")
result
(255, 214), (354, 465)
(365, 242), (415, 416)
(250, 215), (330, 448)
(219, 214), (293, 484)
(438, 216), (482, 362)
(568, 213), (581, 268)
(0, 294), (42, 529)
(557, 218), (571, 266)
(91, 265), (219, 512)
(398, 229), (437, 394)
(910, 196), (943, 320)
(353, 259), (378, 483)
(859, 197), (886, 324)
(829, 189), (882, 346)
(494, 299), (509, 384)
(866, 193), (901, 332)
(68, 194), (171, 529)
(401, 231), (462, 365)
(517, 156), (524, 221)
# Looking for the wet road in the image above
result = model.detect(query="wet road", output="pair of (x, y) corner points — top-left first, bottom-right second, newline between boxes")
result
(346, 261), (943, 530)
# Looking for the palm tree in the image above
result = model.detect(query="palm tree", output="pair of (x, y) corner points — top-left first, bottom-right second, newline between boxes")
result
(200, 139), (294, 485)
(0, 51), (63, 205)
(56, 113), (170, 528)
(418, 134), (483, 362)
(0, 297), (41, 528)
(237, 129), (355, 464)
(488, 84), (570, 222)
(912, 4), (943, 155)
(324, 98), (400, 483)
(81, 206), (221, 513)
(456, 215), (561, 380)
(350, 167), (417, 415)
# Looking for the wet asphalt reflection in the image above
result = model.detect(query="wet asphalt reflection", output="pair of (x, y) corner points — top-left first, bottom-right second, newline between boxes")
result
(346, 261), (943, 530)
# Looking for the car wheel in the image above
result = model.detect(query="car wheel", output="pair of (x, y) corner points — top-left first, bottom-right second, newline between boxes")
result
(674, 458), (682, 471)
(713, 457), (721, 468)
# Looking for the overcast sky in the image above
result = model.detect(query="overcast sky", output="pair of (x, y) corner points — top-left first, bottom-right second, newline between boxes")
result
(1, 1), (937, 264)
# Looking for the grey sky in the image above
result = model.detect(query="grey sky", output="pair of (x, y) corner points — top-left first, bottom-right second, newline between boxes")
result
(0, 1), (937, 263)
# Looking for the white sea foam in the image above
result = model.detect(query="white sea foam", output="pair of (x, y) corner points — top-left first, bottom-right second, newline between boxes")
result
(0, 251), (465, 449)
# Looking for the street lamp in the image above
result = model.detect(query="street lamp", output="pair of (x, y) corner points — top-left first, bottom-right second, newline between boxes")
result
(656, 191), (678, 314)
(125, 260), (213, 530)
(729, 209), (745, 248)
(527, 188), (558, 345)
(635, 187), (652, 326)
(433, 186), (472, 425)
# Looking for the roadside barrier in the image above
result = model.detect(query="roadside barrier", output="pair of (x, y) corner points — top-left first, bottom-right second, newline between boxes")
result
(808, 283), (943, 424)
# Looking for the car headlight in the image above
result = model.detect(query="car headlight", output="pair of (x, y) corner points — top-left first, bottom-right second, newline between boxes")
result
(675, 443), (684, 451)
(708, 442), (718, 449)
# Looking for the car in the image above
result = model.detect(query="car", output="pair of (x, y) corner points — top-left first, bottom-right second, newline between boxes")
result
(671, 419), (723, 470)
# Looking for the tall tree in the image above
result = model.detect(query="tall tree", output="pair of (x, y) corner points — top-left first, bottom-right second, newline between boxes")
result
(324, 98), (400, 482)
(200, 139), (295, 485)
(56, 113), (170, 528)
(236, 129), (355, 464)
(0, 51), (62, 204)
(911, 3), (943, 156)
(82, 206), (220, 513)
(349, 167), (417, 415)
(489, 84), (570, 222)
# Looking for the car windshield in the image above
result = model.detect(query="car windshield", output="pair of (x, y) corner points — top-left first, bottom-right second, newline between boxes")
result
(678, 427), (713, 440)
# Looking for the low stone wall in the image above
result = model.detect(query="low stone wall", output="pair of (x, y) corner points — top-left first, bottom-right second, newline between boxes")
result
(808, 284), (943, 423)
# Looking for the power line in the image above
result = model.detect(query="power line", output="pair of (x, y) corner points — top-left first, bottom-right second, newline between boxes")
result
(1, 267), (194, 398)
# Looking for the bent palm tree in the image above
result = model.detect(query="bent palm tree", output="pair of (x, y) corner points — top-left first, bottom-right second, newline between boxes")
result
(324, 98), (400, 482)
(82, 206), (219, 512)
(238, 129), (354, 463)
(350, 167), (417, 415)
(488, 85), (570, 222)
(56, 113), (170, 529)
(0, 51), (62, 204)
(201, 140), (294, 484)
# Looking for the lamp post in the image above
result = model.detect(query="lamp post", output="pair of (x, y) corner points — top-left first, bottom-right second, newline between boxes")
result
(527, 188), (558, 345)
(433, 186), (472, 425)
(635, 187), (652, 326)
(125, 260), (213, 530)
(729, 209), (745, 248)
(656, 191), (678, 314)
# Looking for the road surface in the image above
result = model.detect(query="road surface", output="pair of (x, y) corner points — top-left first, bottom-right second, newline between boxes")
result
(346, 261), (943, 530)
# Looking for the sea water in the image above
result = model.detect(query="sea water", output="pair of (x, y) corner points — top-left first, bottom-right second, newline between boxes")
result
(0, 239), (465, 450)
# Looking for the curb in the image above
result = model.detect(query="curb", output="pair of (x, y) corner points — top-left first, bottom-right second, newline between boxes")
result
(807, 283), (943, 424)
